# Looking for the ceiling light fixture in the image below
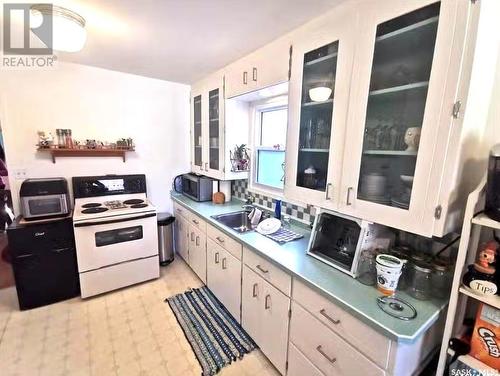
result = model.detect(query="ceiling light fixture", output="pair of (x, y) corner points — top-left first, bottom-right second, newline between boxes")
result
(30, 4), (87, 53)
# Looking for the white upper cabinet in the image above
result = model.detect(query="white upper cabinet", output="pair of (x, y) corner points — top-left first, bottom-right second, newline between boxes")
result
(190, 73), (248, 180)
(284, 4), (358, 210)
(190, 74), (224, 178)
(191, 0), (478, 236)
(339, 0), (466, 236)
(191, 85), (204, 174)
(224, 38), (291, 99)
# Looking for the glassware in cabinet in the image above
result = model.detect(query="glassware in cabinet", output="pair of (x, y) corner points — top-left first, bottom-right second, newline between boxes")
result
(208, 88), (220, 171)
(193, 94), (203, 168)
(356, 2), (440, 209)
(295, 41), (339, 192)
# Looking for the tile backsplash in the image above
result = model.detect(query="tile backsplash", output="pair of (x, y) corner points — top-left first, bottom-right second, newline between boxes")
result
(232, 180), (316, 225)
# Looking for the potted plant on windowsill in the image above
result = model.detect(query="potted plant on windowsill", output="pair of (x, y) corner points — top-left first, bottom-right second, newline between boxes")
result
(230, 144), (250, 172)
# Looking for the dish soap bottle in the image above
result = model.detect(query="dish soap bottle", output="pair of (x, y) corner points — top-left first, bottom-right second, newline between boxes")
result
(274, 200), (282, 220)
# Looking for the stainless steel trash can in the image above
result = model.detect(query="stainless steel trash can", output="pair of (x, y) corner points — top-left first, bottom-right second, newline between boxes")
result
(157, 213), (175, 266)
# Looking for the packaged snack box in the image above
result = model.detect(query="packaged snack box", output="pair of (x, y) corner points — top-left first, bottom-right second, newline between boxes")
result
(469, 303), (500, 369)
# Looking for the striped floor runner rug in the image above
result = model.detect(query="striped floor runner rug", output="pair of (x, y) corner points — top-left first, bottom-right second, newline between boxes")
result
(166, 286), (257, 376)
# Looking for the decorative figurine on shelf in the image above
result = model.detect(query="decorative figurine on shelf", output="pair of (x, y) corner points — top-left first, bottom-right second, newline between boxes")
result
(37, 131), (54, 148)
(462, 241), (498, 296)
(404, 127), (421, 152)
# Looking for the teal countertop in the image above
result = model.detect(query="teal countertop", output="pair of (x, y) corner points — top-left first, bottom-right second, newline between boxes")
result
(171, 193), (448, 343)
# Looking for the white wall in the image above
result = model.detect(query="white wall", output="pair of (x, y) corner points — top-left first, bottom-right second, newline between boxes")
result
(0, 62), (191, 214)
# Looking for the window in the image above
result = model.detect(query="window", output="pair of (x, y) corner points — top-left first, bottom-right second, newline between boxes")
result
(251, 99), (288, 194)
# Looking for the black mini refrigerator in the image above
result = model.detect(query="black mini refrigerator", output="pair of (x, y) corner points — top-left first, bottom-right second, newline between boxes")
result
(7, 217), (80, 310)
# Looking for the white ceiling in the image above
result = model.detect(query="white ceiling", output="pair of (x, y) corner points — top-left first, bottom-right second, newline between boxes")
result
(46, 0), (343, 84)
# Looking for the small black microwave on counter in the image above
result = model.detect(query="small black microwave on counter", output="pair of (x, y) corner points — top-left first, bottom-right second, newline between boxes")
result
(173, 173), (213, 202)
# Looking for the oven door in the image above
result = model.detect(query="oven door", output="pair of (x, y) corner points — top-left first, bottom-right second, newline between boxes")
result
(181, 175), (200, 201)
(73, 212), (158, 272)
(21, 194), (68, 219)
(307, 210), (365, 276)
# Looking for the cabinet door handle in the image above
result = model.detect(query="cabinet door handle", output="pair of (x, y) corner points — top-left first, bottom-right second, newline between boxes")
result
(320, 309), (340, 325)
(325, 183), (332, 200)
(243, 71), (248, 85)
(346, 187), (353, 206)
(215, 236), (225, 243)
(196, 236), (200, 246)
(252, 283), (258, 297)
(215, 252), (220, 264)
(222, 258), (227, 270)
(190, 232), (195, 241)
(264, 294), (271, 310)
(252, 67), (257, 82)
(205, 162), (208, 171)
(192, 219), (199, 225)
(316, 345), (336, 364)
(256, 264), (269, 274)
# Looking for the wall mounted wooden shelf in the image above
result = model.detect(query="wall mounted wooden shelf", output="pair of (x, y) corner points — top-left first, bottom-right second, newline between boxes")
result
(37, 148), (135, 163)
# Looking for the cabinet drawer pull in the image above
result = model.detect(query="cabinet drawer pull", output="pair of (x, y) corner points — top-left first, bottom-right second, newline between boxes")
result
(319, 309), (340, 325)
(316, 345), (336, 364)
(243, 71), (248, 85)
(222, 258), (227, 269)
(176, 208), (182, 213)
(196, 236), (200, 246)
(252, 67), (257, 81)
(325, 183), (332, 200)
(215, 236), (225, 243)
(252, 283), (258, 297)
(192, 219), (199, 225)
(190, 232), (195, 241)
(346, 187), (353, 206)
(215, 252), (220, 264)
(256, 264), (269, 274)
(264, 294), (271, 310)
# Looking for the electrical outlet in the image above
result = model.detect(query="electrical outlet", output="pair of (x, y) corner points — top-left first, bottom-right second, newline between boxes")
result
(12, 169), (27, 180)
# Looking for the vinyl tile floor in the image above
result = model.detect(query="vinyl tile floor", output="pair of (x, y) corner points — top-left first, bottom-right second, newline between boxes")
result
(0, 256), (280, 376)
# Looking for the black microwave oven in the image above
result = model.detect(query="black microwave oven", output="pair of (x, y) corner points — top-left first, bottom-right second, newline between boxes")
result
(174, 174), (213, 202)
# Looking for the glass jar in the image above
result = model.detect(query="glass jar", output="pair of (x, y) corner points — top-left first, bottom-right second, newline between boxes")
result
(408, 261), (432, 300)
(56, 129), (64, 148)
(431, 259), (453, 299)
(357, 250), (378, 286)
(388, 247), (410, 290)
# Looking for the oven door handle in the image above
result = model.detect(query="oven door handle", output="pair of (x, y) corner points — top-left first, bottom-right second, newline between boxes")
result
(74, 212), (156, 227)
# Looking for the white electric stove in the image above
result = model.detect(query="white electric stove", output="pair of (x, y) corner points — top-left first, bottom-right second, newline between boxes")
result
(72, 174), (159, 298)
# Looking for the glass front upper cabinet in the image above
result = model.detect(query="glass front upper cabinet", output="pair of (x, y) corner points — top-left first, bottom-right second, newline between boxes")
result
(193, 95), (202, 168)
(295, 41), (339, 192)
(208, 89), (220, 171)
(356, 2), (440, 209)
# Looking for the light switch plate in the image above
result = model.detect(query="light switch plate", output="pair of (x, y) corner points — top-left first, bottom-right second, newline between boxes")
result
(12, 169), (27, 180)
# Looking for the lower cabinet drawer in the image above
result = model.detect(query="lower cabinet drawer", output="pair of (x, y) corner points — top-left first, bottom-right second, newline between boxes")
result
(207, 224), (242, 260)
(290, 302), (385, 376)
(188, 212), (206, 233)
(293, 279), (391, 368)
(173, 202), (188, 220)
(243, 247), (291, 296)
(288, 343), (324, 376)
